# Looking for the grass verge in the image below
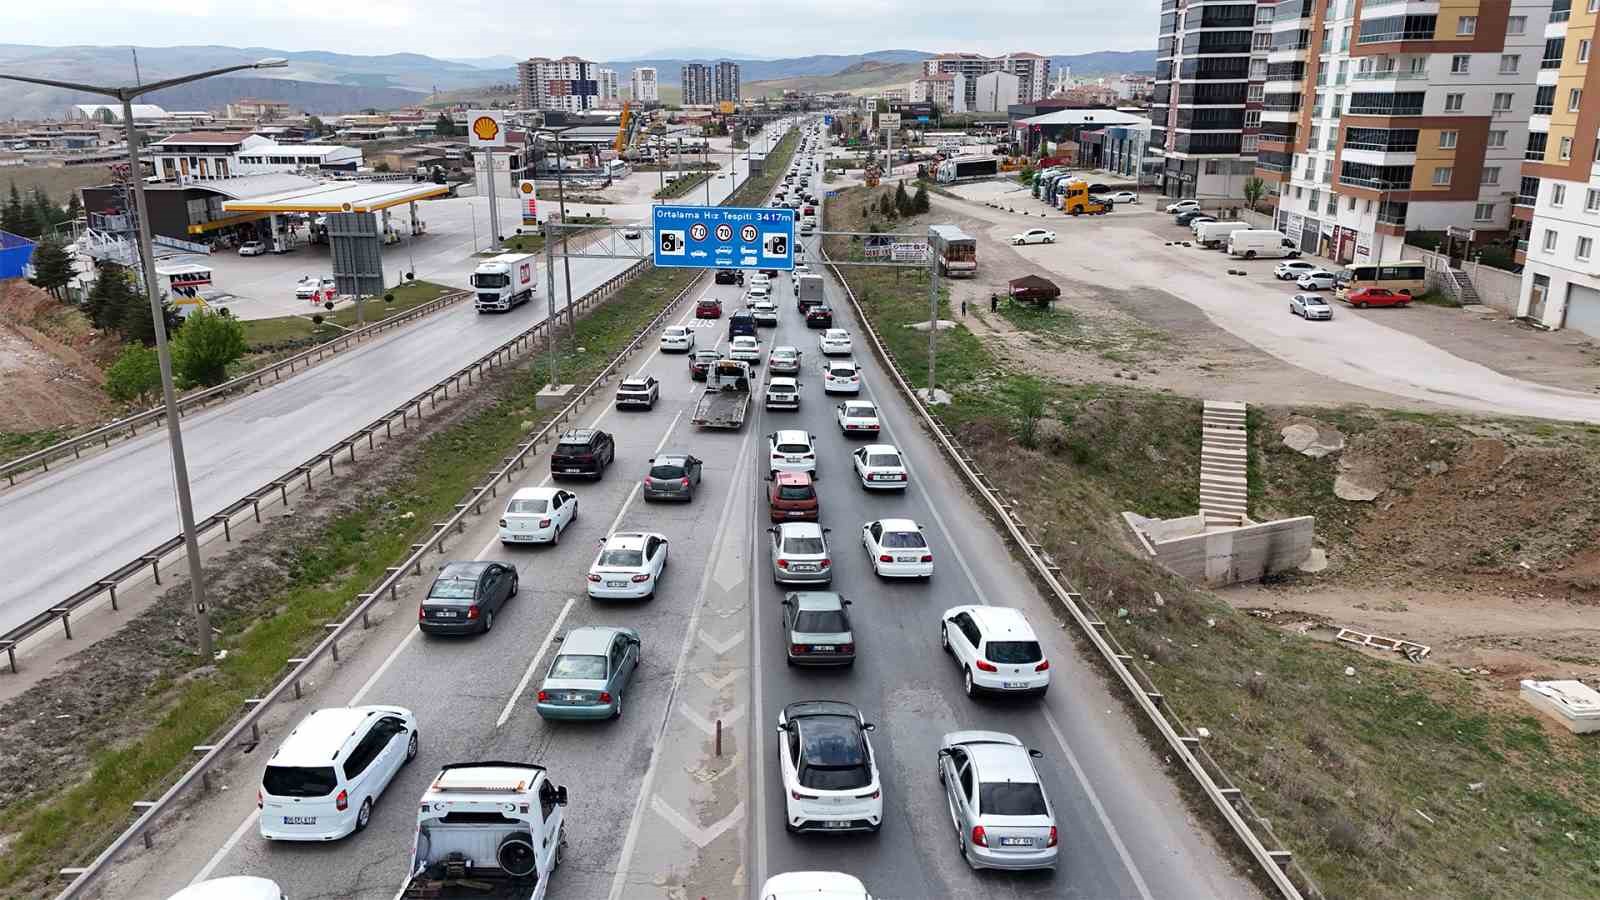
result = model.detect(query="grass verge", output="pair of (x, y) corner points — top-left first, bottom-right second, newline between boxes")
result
(654, 172), (712, 200)
(823, 183), (1600, 900)
(728, 130), (798, 207)
(238, 280), (458, 349)
(0, 428), (68, 464)
(500, 216), (610, 255)
(0, 263), (699, 895)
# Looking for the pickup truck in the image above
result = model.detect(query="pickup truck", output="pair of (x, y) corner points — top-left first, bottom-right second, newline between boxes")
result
(691, 359), (753, 429)
(397, 761), (567, 900)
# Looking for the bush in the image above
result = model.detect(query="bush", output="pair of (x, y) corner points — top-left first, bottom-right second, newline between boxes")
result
(104, 344), (162, 405)
(171, 309), (247, 387)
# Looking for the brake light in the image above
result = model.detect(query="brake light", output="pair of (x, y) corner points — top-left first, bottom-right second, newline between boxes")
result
(631, 574), (650, 583)
(802, 453), (815, 459)
(539, 518), (551, 528)
(587, 573), (602, 582)
(777, 559), (789, 569)
(840, 642), (855, 654)
(878, 554), (893, 563)
(791, 790), (819, 800)
(1036, 659), (1051, 672)
(976, 659), (998, 672)
(599, 692), (612, 703)
(772, 452), (784, 459)
(536, 690), (549, 702)
(1047, 826), (1059, 847)
(857, 789), (881, 800)
(820, 558), (831, 567)
(336, 790), (349, 812)
(466, 606), (480, 620)
(791, 643), (808, 654)
(921, 554), (933, 563)
(418, 607), (426, 620)
(681, 478), (691, 487)
(256, 788), (263, 809)
(971, 825), (988, 847)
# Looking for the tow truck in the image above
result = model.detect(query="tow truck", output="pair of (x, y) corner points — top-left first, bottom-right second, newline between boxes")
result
(691, 359), (753, 429)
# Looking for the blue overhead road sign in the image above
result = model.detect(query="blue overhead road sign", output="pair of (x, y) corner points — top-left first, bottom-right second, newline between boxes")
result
(653, 205), (796, 271)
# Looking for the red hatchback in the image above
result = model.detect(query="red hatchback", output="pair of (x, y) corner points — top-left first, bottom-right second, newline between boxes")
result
(696, 298), (724, 318)
(1343, 287), (1410, 308)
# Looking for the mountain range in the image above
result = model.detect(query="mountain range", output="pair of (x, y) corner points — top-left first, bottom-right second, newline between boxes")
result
(0, 44), (1156, 120)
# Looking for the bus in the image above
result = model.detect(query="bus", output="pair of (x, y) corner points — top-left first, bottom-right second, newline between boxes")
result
(1336, 260), (1427, 298)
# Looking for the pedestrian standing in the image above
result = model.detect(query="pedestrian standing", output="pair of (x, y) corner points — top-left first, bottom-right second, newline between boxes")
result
(990, 293), (998, 312)
(960, 300), (967, 317)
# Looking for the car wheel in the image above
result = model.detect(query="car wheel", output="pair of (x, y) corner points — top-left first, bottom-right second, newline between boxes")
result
(482, 609), (495, 633)
(1357, 302), (1369, 309)
(553, 522), (562, 543)
(963, 668), (975, 698)
(940, 624), (950, 653)
(356, 798), (373, 832)
(613, 693), (623, 719)
(405, 731), (419, 762)
(510, 574), (519, 596)
(1244, 250), (1256, 260)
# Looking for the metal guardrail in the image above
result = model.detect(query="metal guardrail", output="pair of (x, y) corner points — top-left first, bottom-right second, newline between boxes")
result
(52, 259), (702, 899)
(818, 242), (1315, 900)
(0, 268), (640, 676)
(0, 288), (475, 488)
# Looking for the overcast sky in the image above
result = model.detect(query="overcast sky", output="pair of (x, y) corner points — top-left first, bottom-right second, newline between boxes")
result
(11, 0), (1158, 59)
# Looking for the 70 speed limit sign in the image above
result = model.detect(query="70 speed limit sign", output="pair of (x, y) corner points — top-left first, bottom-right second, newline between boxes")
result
(651, 204), (796, 271)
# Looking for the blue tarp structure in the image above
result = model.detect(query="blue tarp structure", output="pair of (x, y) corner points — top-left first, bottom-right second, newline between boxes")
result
(0, 230), (36, 279)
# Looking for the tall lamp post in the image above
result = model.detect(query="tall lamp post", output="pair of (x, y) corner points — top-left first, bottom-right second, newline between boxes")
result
(0, 58), (288, 661)
(551, 125), (579, 336)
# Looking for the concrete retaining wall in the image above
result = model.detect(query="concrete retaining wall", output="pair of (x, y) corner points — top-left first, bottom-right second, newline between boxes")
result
(1141, 516), (1316, 586)
(1402, 243), (1522, 315)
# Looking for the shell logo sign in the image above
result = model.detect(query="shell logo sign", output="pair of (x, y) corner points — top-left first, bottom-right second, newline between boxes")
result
(467, 109), (507, 148)
(471, 115), (500, 143)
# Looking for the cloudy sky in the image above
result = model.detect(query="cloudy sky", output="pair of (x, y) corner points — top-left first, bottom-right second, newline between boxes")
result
(10, 0), (1158, 59)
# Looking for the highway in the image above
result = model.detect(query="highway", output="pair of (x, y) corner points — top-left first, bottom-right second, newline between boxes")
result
(0, 136), (769, 639)
(101, 119), (1255, 900)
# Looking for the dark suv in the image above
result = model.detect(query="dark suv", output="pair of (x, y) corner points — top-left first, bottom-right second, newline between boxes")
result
(551, 429), (615, 480)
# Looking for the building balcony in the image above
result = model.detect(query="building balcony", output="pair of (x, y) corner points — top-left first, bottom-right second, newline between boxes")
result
(1349, 68), (1429, 82)
(1342, 146), (1418, 166)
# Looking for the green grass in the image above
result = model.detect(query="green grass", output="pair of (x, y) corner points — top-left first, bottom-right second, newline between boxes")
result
(238, 280), (457, 349)
(1414, 290), (1463, 308)
(654, 172), (712, 200)
(0, 263), (699, 896)
(0, 428), (69, 465)
(729, 131), (798, 208)
(499, 217), (610, 256)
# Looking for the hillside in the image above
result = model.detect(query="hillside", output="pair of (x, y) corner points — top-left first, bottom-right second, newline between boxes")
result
(744, 62), (924, 98)
(1051, 49), (1157, 75)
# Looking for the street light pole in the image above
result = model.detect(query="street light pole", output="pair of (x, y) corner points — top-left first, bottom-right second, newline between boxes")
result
(0, 58), (287, 661)
(554, 127), (577, 336)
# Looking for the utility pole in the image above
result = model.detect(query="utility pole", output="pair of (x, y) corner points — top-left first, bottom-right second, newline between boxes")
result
(545, 221), (559, 388)
(555, 127), (577, 336)
(925, 226), (940, 403)
(483, 145), (500, 251)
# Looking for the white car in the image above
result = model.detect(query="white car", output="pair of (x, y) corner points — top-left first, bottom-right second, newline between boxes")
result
(776, 700), (883, 833)
(659, 325), (696, 352)
(768, 429), (818, 478)
(752, 300), (780, 326)
(586, 531), (669, 600)
(861, 518), (932, 579)
(729, 334), (762, 365)
(259, 705), (418, 841)
(295, 276), (335, 300)
(1275, 260), (1320, 280)
(1290, 292), (1334, 320)
(498, 487), (578, 545)
(766, 376), (801, 410)
(1010, 228), (1055, 246)
(1101, 190), (1138, 204)
(167, 877), (285, 900)
(1296, 270), (1338, 291)
(822, 359), (862, 394)
(835, 400), (881, 436)
(1165, 199), (1201, 214)
(819, 328), (852, 356)
(758, 872), (870, 900)
(748, 282), (772, 301)
(852, 444), (907, 490)
(238, 241), (267, 257)
(940, 605), (1050, 698)
(749, 272), (771, 291)
(769, 344), (802, 374)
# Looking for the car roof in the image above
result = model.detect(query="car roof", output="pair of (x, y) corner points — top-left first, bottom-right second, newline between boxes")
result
(271, 706), (378, 766)
(734, 335), (758, 343)
(772, 345), (799, 355)
(785, 698), (860, 720)
(167, 877), (285, 900)
(790, 590), (843, 610)
(860, 443), (898, 454)
(559, 625), (624, 654)
(968, 605), (1038, 640)
(559, 429), (599, 442)
(773, 428), (811, 443)
(778, 521), (825, 538)
(621, 375), (651, 383)
(827, 359), (859, 369)
(604, 532), (652, 550)
(774, 470), (812, 486)
(875, 517), (919, 532)
(825, 328), (848, 337)
(511, 486), (559, 500)
(967, 740), (1041, 784)
(653, 451), (691, 462)
(842, 400), (876, 411)
(438, 560), (492, 578)
(769, 375), (798, 386)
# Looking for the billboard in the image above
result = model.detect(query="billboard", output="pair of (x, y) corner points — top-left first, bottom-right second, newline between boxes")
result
(518, 180), (539, 226)
(652, 205), (795, 271)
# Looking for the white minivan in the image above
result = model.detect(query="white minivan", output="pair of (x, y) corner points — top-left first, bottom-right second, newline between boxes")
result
(259, 705), (418, 841)
(1227, 229), (1301, 259)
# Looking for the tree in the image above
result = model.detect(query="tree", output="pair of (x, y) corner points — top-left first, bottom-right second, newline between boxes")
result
(104, 344), (162, 405)
(1243, 176), (1265, 212)
(29, 187), (57, 237)
(29, 236), (75, 299)
(1015, 378), (1046, 449)
(118, 279), (160, 345)
(307, 115), (326, 137)
(84, 263), (135, 330)
(912, 181), (930, 214)
(65, 192), (82, 223)
(894, 180), (913, 217)
(172, 309), (247, 387)
(434, 113), (457, 137)
(374, 161), (391, 172)
(877, 191), (896, 219)
(3, 182), (25, 235)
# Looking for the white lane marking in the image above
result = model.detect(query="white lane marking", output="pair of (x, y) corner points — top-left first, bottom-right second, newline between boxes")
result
(697, 628), (745, 656)
(699, 670), (740, 691)
(600, 408), (683, 540)
(607, 417), (758, 900)
(496, 596), (577, 727)
(678, 704), (745, 736)
(190, 811), (258, 885)
(651, 797), (746, 849)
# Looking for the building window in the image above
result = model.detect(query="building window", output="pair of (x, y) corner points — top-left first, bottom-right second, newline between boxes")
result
(1445, 93), (1464, 112)
(1570, 89), (1584, 112)
(1243, 135), (1259, 153)
(1474, 202), (1494, 221)
(1348, 196), (1358, 210)
(1432, 166), (1453, 185)
(1580, 237), (1595, 261)
(1588, 189), (1600, 212)
(1457, 15), (1476, 35)
(1245, 110), (1263, 127)
(1553, 183), (1568, 205)
(1544, 229), (1559, 252)
(1326, 195), (1337, 214)
(1451, 55), (1470, 74)
(1248, 84), (1265, 102)
(1488, 130), (1506, 148)
(1309, 190), (1320, 209)
(1481, 167), (1500, 185)
(1582, 40), (1593, 64)
(1508, 15), (1526, 34)
(1500, 55), (1520, 74)
(1561, 136), (1574, 160)
(1257, 6), (1274, 23)
(1493, 92), (1514, 112)
(1440, 130), (1458, 149)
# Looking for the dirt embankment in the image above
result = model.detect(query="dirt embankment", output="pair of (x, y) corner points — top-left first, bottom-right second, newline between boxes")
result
(0, 282), (116, 433)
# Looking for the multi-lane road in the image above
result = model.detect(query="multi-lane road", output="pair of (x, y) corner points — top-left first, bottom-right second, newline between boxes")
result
(99, 120), (1255, 900)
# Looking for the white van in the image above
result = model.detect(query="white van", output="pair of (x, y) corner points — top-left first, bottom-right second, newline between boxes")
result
(1227, 229), (1301, 259)
(1194, 221), (1249, 248)
(167, 877), (284, 900)
(258, 705), (419, 841)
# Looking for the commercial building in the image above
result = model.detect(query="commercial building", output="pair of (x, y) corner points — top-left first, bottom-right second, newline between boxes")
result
(630, 66), (659, 103)
(922, 52), (1052, 107)
(714, 61), (742, 102)
(225, 98), (294, 120)
(974, 71), (1021, 112)
(1255, 0), (1547, 264)
(1516, 0), (1600, 336)
(517, 57), (602, 113)
(147, 131), (361, 183)
(597, 68), (620, 108)
(682, 63), (713, 106)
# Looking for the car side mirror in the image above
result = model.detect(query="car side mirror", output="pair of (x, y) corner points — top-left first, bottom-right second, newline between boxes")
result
(862, 723), (876, 732)
(1028, 749), (1044, 759)
(766, 526), (777, 534)
(823, 527), (832, 534)
(555, 785), (569, 806)
(776, 724), (788, 734)
(937, 747), (950, 758)
(842, 599), (853, 606)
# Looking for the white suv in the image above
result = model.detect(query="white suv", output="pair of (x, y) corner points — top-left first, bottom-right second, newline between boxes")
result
(767, 429), (818, 478)
(940, 606), (1051, 699)
(259, 705), (419, 840)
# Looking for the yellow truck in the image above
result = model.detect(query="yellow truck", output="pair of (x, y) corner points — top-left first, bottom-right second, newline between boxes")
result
(1061, 181), (1108, 216)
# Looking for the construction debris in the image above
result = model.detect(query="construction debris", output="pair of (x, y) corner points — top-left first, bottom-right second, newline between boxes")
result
(1335, 627), (1431, 662)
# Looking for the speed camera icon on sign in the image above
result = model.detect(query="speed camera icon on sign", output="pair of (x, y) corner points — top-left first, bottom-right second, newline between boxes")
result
(659, 229), (686, 256)
(763, 233), (788, 258)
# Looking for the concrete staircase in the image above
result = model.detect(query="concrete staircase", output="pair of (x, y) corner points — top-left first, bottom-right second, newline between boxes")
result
(1200, 401), (1250, 528)
(1444, 268), (1481, 305)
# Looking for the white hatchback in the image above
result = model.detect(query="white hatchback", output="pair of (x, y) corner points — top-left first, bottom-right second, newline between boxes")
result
(819, 328), (852, 356)
(259, 705), (418, 841)
(852, 444), (907, 490)
(759, 872), (870, 900)
(587, 531), (670, 600)
(822, 359), (862, 394)
(498, 486), (578, 545)
(940, 605), (1051, 698)
(659, 325), (695, 352)
(768, 429), (818, 477)
(729, 335), (762, 365)
(861, 518), (932, 579)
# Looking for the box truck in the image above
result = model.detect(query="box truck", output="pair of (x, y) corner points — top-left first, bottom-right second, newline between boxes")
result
(472, 253), (537, 313)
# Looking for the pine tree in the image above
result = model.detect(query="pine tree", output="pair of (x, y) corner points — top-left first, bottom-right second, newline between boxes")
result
(912, 182), (930, 214)
(119, 278), (159, 345)
(29, 236), (75, 299)
(894, 181), (913, 217)
(84, 263), (131, 330)
(2, 182), (24, 235)
(28, 188), (57, 237)
(65, 192), (82, 223)
(878, 192), (895, 219)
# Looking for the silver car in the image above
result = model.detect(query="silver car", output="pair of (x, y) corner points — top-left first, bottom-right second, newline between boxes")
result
(781, 591), (855, 666)
(938, 731), (1058, 871)
(767, 522), (832, 586)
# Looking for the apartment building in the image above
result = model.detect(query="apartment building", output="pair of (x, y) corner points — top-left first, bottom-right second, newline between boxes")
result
(631, 66), (660, 103)
(922, 52), (1052, 107)
(714, 61), (742, 102)
(682, 63), (713, 105)
(1256, 0), (1547, 263)
(517, 57), (602, 113)
(1516, 0), (1600, 336)
(1152, 0), (1272, 201)
(597, 68), (620, 108)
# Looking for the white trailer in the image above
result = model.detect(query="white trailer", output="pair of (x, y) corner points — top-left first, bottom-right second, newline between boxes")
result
(472, 253), (537, 313)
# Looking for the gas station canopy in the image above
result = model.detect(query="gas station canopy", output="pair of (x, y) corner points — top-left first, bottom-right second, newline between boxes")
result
(221, 181), (450, 214)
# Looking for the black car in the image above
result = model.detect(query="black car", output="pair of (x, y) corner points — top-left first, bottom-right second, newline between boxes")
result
(805, 304), (833, 328)
(551, 429), (615, 479)
(642, 452), (704, 502)
(715, 269), (739, 285)
(419, 561), (518, 635)
(1089, 183), (1109, 193)
(760, 268), (779, 280)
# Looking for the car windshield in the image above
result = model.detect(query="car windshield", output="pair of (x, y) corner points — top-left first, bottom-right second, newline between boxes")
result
(866, 452), (901, 468)
(979, 781), (1049, 816)
(471, 273), (510, 288)
(650, 463), (686, 479)
(506, 498), (548, 514)
(549, 654), (607, 679)
(794, 609), (848, 633)
(262, 765), (337, 798)
(987, 640), (1043, 663)
(783, 536), (826, 554)
(880, 530), (926, 549)
(429, 577), (478, 600)
(598, 548), (644, 567)
(778, 484), (814, 500)
(776, 442), (810, 454)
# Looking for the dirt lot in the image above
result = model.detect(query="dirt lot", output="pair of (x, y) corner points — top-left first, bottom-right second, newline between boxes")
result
(0, 282), (113, 436)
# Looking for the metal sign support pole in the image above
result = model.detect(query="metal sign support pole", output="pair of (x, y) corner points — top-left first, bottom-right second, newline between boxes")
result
(483, 147), (500, 250)
(545, 225), (559, 389)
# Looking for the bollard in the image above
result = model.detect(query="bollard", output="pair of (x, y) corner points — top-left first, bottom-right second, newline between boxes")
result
(715, 718), (723, 756)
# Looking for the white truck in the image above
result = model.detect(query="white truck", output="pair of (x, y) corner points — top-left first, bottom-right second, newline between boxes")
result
(472, 253), (538, 313)
(397, 761), (567, 900)
(795, 273), (826, 309)
(1193, 220), (1249, 249)
(691, 359), (753, 429)
(1227, 229), (1301, 259)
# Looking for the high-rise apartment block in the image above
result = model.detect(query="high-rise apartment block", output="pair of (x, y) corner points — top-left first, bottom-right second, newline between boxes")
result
(922, 53), (1052, 108)
(714, 61), (742, 102)
(682, 63), (713, 105)
(631, 66), (659, 103)
(517, 57), (601, 113)
(597, 68), (620, 108)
